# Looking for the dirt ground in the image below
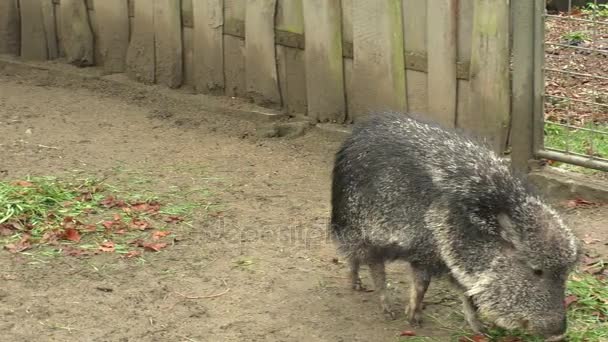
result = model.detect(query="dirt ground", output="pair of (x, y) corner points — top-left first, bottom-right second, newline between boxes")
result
(1, 62), (607, 342)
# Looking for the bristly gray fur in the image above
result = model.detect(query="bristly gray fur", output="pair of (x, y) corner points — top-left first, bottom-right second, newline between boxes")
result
(330, 112), (581, 339)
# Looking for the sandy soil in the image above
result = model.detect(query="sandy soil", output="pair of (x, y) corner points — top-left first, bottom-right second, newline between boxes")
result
(0, 63), (606, 342)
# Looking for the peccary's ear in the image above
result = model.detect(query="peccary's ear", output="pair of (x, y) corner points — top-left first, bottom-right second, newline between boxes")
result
(497, 213), (523, 247)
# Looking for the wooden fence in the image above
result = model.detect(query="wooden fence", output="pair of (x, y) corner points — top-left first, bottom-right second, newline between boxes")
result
(0, 0), (516, 154)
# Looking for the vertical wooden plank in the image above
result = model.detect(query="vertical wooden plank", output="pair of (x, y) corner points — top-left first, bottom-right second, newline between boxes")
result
(351, 0), (407, 120)
(183, 27), (195, 86)
(427, 1), (457, 128)
(88, 7), (104, 66)
(94, 0), (130, 74)
(192, 0), (225, 94)
(154, 0), (183, 88)
(533, 0), (546, 155)
(41, 1), (59, 59)
(55, 2), (65, 57)
(456, 0), (474, 127)
(403, 0), (427, 115)
(342, 0), (354, 122)
(126, 0), (155, 83)
(60, 0), (95, 66)
(510, 0), (536, 171)
(0, 0), (20, 55)
(245, 0), (281, 108)
(19, 0), (48, 60)
(276, 0), (307, 116)
(223, 0), (246, 97)
(465, 0), (510, 154)
(302, 0), (345, 122)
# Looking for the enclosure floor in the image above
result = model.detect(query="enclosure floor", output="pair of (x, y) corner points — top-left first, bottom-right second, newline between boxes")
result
(0, 67), (606, 342)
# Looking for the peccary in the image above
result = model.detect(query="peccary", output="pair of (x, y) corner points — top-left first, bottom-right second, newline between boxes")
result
(330, 112), (581, 341)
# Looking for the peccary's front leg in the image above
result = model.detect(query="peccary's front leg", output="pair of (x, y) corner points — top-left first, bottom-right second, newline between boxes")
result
(462, 295), (486, 334)
(368, 260), (395, 319)
(407, 265), (431, 326)
(349, 257), (366, 291)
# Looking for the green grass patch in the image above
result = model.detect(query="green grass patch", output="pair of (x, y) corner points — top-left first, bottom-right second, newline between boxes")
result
(0, 174), (217, 259)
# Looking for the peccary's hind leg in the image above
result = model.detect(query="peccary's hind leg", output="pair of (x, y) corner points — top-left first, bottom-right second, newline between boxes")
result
(348, 257), (366, 291)
(368, 260), (395, 320)
(406, 265), (431, 326)
(462, 295), (486, 334)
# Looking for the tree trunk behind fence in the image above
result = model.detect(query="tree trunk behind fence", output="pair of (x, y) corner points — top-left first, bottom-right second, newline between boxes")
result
(0, 0), (20, 55)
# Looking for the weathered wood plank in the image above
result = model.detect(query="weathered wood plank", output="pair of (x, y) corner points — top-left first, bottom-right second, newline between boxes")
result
(154, 0), (183, 88)
(456, 0), (474, 129)
(60, 0), (95, 66)
(302, 0), (345, 122)
(94, 0), (129, 73)
(183, 27), (195, 86)
(426, 0), (458, 128)
(245, 0), (281, 108)
(41, 1), (59, 59)
(510, 0), (537, 171)
(126, 0), (155, 83)
(193, 0), (224, 94)
(276, 0), (307, 116)
(465, 0), (511, 154)
(342, 0), (354, 122)
(223, 0), (246, 98)
(19, 0), (48, 60)
(0, 0), (20, 55)
(351, 0), (407, 120)
(403, 0), (427, 115)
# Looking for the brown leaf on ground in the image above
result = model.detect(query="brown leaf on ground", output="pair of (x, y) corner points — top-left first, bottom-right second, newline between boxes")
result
(142, 242), (167, 252)
(123, 250), (142, 258)
(152, 231), (171, 240)
(399, 330), (416, 336)
(565, 198), (597, 208)
(4, 234), (32, 253)
(130, 201), (161, 214)
(163, 215), (184, 224)
(62, 246), (90, 257)
(0, 223), (16, 236)
(101, 220), (114, 230)
(113, 213), (122, 222)
(13, 180), (33, 187)
(62, 228), (81, 242)
(99, 196), (126, 208)
(130, 218), (151, 230)
(565, 294), (578, 308)
(459, 335), (489, 342)
(99, 241), (115, 252)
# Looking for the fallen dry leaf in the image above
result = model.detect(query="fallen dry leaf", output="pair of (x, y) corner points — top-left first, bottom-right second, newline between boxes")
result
(62, 228), (81, 242)
(142, 242), (167, 252)
(152, 230), (171, 240)
(130, 201), (161, 214)
(99, 196), (126, 209)
(163, 215), (184, 224)
(130, 218), (151, 230)
(99, 241), (115, 252)
(459, 335), (489, 342)
(0, 223), (16, 236)
(101, 221), (115, 230)
(13, 180), (33, 187)
(565, 294), (578, 308)
(582, 234), (601, 245)
(399, 330), (416, 336)
(123, 250), (142, 258)
(4, 234), (32, 253)
(566, 198), (597, 208)
(62, 246), (90, 257)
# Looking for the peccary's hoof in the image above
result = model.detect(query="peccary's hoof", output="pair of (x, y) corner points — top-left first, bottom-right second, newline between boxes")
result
(352, 280), (368, 292)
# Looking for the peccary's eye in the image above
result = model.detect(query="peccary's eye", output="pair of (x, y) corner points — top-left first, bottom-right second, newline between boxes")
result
(533, 269), (543, 277)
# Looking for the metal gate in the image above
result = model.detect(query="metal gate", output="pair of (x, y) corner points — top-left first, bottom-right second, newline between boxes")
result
(534, 0), (608, 172)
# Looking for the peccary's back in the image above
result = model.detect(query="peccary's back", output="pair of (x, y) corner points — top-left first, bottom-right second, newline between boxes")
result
(331, 112), (525, 259)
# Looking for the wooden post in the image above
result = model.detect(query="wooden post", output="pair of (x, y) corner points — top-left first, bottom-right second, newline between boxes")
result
(94, 0), (130, 73)
(302, 0), (346, 122)
(510, 0), (536, 172)
(427, 0), (458, 128)
(402, 0), (428, 115)
(0, 0), (20, 55)
(223, 0), (246, 98)
(19, 0), (48, 60)
(42, 0), (59, 59)
(456, 0), (474, 129)
(351, 0), (407, 120)
(245, 0), (282, 108)
(60, 0), (95, 66)
(464, 0), (510, 154)
(193, 0), (225, 94)
(126, 0), (155, 83)
(154, 0), (183, 88)
(276, 0), (307, 116)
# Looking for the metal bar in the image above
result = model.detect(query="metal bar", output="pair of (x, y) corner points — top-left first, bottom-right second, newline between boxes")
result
(545, 121), (608, 135)
(545, 42), (608, 54)
(545, 14), (608, 26)
(545, 94), (608, 108)
(544, 67), (608, 82)
(536, 150), (608, 172)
